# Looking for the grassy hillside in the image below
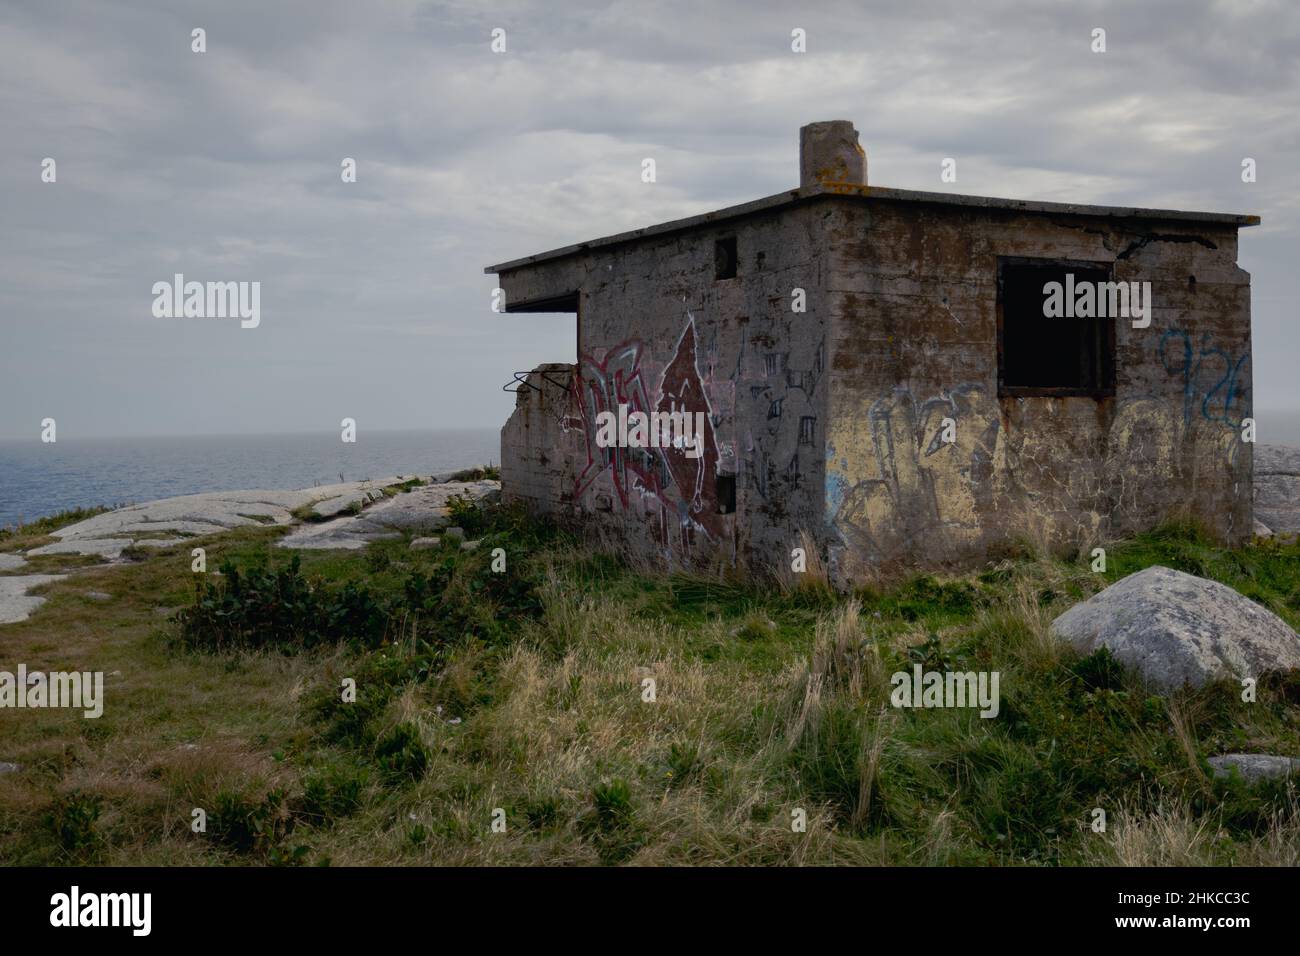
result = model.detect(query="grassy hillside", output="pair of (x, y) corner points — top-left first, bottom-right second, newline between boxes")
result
(2, 498), (1298, 866)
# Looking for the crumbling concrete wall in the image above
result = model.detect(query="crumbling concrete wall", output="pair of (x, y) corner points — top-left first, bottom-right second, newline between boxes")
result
(822, 199), (1253, 580)
(497, 200), (835, 570)
(500, 363), (577, 514)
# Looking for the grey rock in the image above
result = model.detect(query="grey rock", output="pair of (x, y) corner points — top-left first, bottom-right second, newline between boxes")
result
(309, 479), (404, 519)
(0, 762), (19, 775)
(1050, 566), (1300, 691)
(84, 591), (112, 601)
(1254, 475), (1300, 535)
(310, 494), (365, 519)
(29, 537), (131, 559)
(48, 480), (404, 556)
(410, 537), (441, 550)
(132, 538), (184, 549)
(1254, 444), (1300, 536)
(443, 527), (466, 543)
(274, 519), (399, 550)
(35, 476), (501, 558)
(280, 481), (498, 550)
(1255, 443), (1300, 476)
(460, 539), (480, 552)
(1207, 753), (1300, 783)
(361, 481), (497, 533)
(0, 553), (28, 572)
(0, 574), (65, 624)
(1254, 520), (1274, 538)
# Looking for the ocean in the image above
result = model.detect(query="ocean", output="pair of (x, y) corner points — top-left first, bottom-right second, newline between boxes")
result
(0, 429), (499, 528)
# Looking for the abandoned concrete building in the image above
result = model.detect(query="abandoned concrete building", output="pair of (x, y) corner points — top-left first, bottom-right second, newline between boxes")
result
(487, 120), (1258, 582)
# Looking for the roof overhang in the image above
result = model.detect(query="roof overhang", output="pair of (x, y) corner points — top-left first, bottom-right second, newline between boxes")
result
(484, 183), (1260, 276)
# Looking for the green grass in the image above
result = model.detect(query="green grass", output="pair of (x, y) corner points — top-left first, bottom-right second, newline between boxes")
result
(1, 509), (1298, 866)
(445, 466), (500, 482)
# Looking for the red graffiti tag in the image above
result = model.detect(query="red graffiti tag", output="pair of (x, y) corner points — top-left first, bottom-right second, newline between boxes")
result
(657, 321), (723, 540)
(572, 318), (723, 543)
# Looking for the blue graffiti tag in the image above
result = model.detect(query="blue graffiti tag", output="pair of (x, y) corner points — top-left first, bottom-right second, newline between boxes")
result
(1157, 329), (1250, 429)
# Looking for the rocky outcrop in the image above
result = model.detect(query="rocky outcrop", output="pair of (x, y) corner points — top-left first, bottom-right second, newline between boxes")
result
(29, 475), (500, 555)
(1050, 566), (1300, 690)
(277, 481), (498, 550)
(0, 574), (66, 625)
(1254, 444), (1300, 536)
(47, 479), (410, 546)
(0, 475), (501, 623)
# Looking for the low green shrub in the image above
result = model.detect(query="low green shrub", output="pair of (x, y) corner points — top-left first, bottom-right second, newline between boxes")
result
(374, 723), (429, 781)
(175, 555), (387, 651)
(43, 791), (102, 858)
(580, 779), (643, 864)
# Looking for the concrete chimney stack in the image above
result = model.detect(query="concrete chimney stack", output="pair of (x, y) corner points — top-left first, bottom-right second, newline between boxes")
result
(799, 120), (866, 188)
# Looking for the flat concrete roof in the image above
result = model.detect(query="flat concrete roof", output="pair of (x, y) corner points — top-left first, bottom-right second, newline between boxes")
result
(484, 183), (1260, 274)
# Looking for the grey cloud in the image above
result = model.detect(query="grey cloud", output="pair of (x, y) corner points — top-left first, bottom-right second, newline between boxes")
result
(1, 0), (1297, 440)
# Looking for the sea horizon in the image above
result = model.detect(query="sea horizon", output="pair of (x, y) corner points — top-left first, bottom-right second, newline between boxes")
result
(0, 427), (500, 528)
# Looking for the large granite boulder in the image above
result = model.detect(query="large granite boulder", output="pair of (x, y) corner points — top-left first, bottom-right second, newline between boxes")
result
(1050, 566), (1300, 690)
(1254, 444), (1300, 536)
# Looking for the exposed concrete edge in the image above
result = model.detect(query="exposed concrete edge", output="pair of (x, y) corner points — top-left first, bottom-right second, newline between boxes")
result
(484, 183), (1260, 276)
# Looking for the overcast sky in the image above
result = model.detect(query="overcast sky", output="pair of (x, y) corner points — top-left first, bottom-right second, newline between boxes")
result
(1, 0), (1296, 441)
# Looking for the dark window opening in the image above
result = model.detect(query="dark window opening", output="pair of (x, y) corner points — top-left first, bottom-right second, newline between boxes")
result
(715, 474), (736, 514)
(998, 258), (1116, 397)
(799, 416), (816, 445)
(714, 237), (738, 280)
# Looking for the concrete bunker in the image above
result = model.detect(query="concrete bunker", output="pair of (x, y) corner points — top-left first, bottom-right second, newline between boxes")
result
(486, 120), (1259, 584)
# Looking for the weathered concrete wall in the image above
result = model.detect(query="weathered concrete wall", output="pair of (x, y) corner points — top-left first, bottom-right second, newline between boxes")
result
(497, 191), (1253, 580)
(500, 363), (577, 514)
(823, 199), (1253, 580)
(497, 200), (835, 570)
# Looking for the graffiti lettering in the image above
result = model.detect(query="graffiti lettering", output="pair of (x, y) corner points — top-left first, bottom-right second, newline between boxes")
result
(1157, 329), (1249, 428)
(573, 318), (724, 542)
